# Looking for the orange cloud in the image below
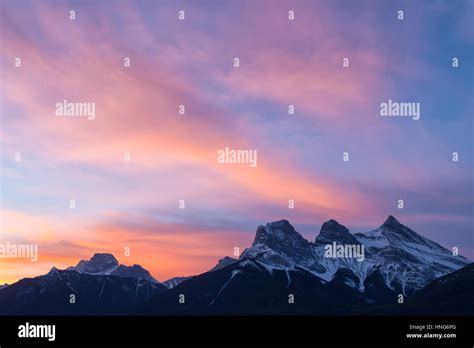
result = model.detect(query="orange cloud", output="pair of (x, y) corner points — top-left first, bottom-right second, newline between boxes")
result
(0, 2), (395, 285)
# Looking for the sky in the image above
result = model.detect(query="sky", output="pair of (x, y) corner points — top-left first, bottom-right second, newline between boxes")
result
(0, 0), (473, 284)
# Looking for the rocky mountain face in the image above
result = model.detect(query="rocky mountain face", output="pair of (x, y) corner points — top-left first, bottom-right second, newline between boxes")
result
(145, 216), (470, 314)
(146, 256), (363, 315)
(72, 253), (119, 275)
(69, 253), (159, 284)
(162, 276), (192, 289)
(0, 216), (471, 315)
(0, 268), (167, 315)
(355, 263), (474, 315)
(241, 216), (469, 296)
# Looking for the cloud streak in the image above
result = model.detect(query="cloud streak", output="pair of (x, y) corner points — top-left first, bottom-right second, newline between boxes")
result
(1, 0), (472, 283)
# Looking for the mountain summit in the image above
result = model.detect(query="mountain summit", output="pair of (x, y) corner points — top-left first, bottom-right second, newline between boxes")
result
(378, 215), (441, 248)
(70, 253), (159, 283)
(0, 216), (471, 315)
(315, 219), (360, 246)
(74, 253), (119, 275)
(253, 219), (306, 246)
(241, 216), (470, 295)
(242, 219), (321, 272)
(383, 214), (402, 227)
(146, 216), (471, 315)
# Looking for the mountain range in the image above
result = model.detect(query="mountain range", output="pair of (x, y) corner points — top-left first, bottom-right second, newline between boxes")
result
(0, 215), (471, 315)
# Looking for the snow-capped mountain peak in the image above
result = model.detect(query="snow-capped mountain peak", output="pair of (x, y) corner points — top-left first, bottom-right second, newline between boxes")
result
(238, 217), (471, 296)
(251, 220), (312, 256)
(70, 253), (159, 283)
(315, 219), (360, 246)
(380, 215), (434, 247)
(253, 219), (306, 245)
(74, 253), (119, 275)
(241, 220), (322, 273)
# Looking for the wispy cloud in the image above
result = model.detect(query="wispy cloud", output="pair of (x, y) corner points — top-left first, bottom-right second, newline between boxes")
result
(1, 0), (472, 283)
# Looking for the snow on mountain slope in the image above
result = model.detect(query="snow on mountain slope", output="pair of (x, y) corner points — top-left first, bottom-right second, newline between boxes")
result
(69, 253), (160, 283)
(240, 220), (325, 274)
(162, 276), (192, 289)
(353, 215), (470, 294)
(240, 216), (470, 295)
(72, 253), (119, 275)
(0, 267), (167, 315)
(146, 255), (362, 314)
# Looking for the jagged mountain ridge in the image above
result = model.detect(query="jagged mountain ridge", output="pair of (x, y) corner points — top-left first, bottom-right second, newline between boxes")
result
(240, 216), (470, 295)
(0, 267), (167, 315)
(162, 256), (238, 289)
(68, 253), (159, 284)
(0, 215), (471, 315)
(145, 216), (470, 314)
